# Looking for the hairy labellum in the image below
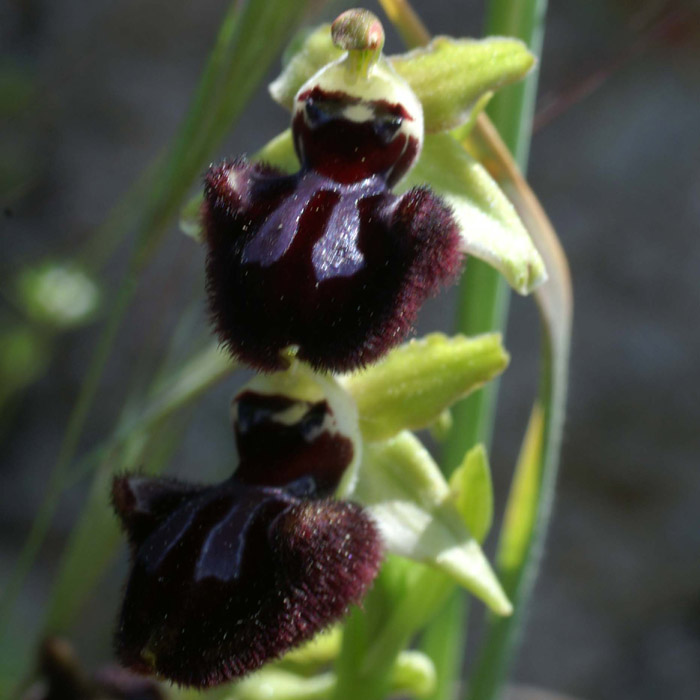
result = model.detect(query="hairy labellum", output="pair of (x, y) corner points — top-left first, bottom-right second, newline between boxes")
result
(203, 60), (463, 372)
(112, 475), (382, 688)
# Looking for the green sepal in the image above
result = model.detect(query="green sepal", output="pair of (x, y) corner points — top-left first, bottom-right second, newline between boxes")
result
(449, 444), (494, 544)
(351, 431), (511, 615)
(399, 132), (547, 294)
(390, 37), (535, 133)
(342, 333), (509, 442)
(268, 26), (534, 135)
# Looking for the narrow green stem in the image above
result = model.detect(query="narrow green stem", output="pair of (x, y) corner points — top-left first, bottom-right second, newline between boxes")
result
(462, 2), (550, 700)
(428, 2), (549, 700)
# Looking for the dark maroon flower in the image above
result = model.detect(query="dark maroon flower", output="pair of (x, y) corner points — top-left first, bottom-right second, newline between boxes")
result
(112, 474), (381, 688)
(232, 389), (356, 494)
(203, 63), (463, 372)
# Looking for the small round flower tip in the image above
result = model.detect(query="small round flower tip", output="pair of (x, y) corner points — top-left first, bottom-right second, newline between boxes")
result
(114, 477), (382, 688)
(331, 9), (385, 54)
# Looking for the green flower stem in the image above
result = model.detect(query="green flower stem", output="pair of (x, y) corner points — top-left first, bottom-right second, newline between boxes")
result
(465, 2), (551, 699)
(377, 1), (548, 699)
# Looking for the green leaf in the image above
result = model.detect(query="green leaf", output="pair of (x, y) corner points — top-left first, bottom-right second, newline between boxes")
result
(342, 333), (509, 442)
(390, 37), (535, 133)
(268, 27), (533, 135)
(448, 443), (493, 544)
(399, 132), (546, 294)
(0, 327), (48, 406)
(351, 432), (511, 615)
(269, 24), (342, 109)
(497, 405), (543, 574)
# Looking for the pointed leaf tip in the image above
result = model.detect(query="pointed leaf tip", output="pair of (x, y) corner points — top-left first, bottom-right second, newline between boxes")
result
(390, 36), (536, 133)
(343, 332), (509, 442)
(449, 444), (494, 544)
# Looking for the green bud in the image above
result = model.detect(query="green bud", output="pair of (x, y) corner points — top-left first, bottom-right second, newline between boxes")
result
(279, 626), (342, 670)
(391, 650), (436, 698)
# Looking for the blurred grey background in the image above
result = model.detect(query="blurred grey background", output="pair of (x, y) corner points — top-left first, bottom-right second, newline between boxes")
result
(2, 1), (699, 699)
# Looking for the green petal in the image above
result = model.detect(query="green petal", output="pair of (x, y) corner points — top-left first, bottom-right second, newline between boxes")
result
(342, 333), (509, 442)
(390, 37), (535, 133)
(268, 27), (533, 136)
(351, 432), (511, 615)
(400, 133), (547, 294)
(449, 444), (494, 544)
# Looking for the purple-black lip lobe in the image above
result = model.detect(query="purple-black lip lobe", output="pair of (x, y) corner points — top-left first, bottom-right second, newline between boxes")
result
(113, 475), (382, 688)
(202, 84), (463, 372)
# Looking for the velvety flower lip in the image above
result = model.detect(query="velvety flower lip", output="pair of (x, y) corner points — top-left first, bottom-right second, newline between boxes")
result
(203, 157), (463, 373)
(112, 474), (382, 688)
(202, 48), (463, 373)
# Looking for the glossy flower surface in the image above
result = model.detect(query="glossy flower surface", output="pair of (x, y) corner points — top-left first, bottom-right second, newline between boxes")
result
(113, 474), (381, 687)
(203, 54), (463, 372)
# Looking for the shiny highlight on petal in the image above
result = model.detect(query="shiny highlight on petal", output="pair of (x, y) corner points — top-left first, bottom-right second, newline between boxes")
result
(112, 476), (382, 688)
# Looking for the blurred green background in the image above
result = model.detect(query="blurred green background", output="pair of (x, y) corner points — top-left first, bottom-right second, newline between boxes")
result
(2, 1), (699, 698)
